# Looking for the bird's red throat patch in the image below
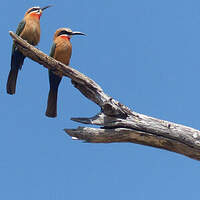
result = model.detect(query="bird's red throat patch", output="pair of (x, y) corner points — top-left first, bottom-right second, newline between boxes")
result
(30, 12), (41, 20)
(60, 35), (71, 40)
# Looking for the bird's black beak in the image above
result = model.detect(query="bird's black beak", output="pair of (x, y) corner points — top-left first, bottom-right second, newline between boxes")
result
(41, 5), (52, 11)
(71, 31), (87, 36)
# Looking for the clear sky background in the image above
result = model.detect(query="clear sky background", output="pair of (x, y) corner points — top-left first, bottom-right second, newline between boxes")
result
(0, 0), (200, 199)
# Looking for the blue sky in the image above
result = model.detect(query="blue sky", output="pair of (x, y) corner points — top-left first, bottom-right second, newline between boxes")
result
(1, 0), (200, 199)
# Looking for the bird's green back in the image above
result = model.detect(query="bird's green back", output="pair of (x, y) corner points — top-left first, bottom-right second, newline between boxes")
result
(12, 20), (26, 54)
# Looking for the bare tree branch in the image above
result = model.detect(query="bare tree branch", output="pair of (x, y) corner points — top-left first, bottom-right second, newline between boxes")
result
(9, 31), (200, 161)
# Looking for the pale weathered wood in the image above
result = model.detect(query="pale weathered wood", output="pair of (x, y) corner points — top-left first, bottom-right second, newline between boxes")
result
(9, 31), (200, 161)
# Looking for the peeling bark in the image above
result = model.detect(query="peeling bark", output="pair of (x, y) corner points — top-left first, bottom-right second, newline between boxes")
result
(9, 31), (200, 161)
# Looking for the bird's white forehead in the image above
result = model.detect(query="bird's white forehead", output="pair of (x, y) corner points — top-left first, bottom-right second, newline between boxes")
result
(65, 28), (72, 33)
(27, 6), (41, 14)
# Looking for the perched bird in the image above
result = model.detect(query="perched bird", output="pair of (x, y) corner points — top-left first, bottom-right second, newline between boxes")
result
(45, 28), (86, 118)
(7, 5), (52, 95)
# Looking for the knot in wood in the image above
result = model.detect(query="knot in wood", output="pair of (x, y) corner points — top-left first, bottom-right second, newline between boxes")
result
(102, 102), (127, 119)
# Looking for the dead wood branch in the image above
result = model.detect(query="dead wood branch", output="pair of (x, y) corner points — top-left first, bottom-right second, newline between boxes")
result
(9, 31), (200, 161)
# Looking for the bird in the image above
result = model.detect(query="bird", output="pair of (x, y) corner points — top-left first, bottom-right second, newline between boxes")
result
(45, 28), (86, 118)
(6, 5), (52, 95)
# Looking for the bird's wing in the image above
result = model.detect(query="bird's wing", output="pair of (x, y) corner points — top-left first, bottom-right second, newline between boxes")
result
(12, 19), (26, 54)
(48, 42), (62, 89)
(11, 19), (26, 69)
(49, 42), (56, 57)
(15, 19), (26, 36)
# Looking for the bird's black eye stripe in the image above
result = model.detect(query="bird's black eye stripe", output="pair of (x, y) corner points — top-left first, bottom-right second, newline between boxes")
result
(57, 30), (71, 36)
(27, 7), (40, 14)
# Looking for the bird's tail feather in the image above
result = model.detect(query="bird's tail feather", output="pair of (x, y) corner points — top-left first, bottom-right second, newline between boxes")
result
(45, 89), (58, 118)
(6, 68), (19, 95)
(7, 49), (25, 94)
